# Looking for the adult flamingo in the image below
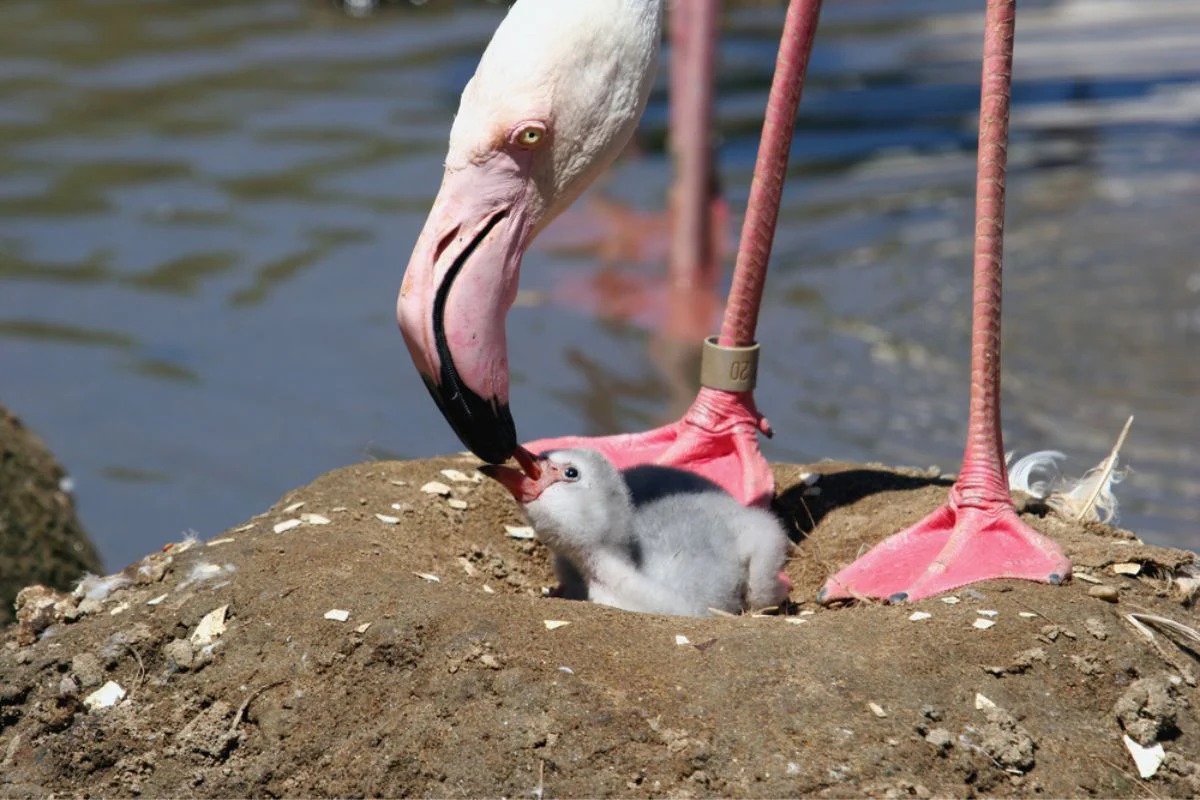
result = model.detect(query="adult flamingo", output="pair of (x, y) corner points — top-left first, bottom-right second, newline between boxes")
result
(398, 0), (817, 506)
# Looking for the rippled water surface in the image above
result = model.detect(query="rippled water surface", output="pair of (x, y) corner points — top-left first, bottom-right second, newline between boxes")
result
(2, 0), (1197, 569)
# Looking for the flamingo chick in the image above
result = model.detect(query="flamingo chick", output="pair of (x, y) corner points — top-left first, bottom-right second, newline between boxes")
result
(481, 449), (792, 617)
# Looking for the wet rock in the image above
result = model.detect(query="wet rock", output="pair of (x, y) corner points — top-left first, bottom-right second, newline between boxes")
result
(979, 707), (1036, 772)
(71, 652), (105, 689)
(0, 404), (102, 626)
(1114, 674), (1183, 745)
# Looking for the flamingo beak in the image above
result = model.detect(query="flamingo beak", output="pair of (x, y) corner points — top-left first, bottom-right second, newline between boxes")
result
(480, 449), (555, 504)
(397, 157), (535, 464)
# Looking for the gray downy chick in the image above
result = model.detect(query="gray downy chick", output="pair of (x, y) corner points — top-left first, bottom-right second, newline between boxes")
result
(482, 448), (791, 617)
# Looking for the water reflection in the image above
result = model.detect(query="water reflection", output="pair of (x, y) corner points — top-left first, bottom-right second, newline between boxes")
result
(0, 0), (1195, 571)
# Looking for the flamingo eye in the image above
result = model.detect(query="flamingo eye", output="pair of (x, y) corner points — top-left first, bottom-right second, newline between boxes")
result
(563, 466), (580, 481)
(512, 122), (547, 149)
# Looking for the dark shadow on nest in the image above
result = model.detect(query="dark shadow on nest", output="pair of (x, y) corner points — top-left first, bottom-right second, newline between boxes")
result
(772, 468), (956, 545)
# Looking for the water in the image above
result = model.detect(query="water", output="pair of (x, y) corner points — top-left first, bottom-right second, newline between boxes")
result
(1, 0), (1196, 571)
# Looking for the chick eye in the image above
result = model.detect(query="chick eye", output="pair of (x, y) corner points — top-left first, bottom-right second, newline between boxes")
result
(563, 466), (580, 481)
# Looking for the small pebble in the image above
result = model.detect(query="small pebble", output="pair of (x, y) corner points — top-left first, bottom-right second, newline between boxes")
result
(447, 499), (468, 510)
(421, 481), (452, 496)
(374, 514), (401, 525)
(868, 702), (887, 718)
(909, 611), (932, 622)
(273, 519), (302, 534)
(505, 525), (536, 540)
(1088, 584), (1120, 603)
(163, 638), (195, 671)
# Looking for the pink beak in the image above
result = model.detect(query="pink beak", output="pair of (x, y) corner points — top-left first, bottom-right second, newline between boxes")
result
(480, 449), (557, 504)
(397, 154), (538, 464)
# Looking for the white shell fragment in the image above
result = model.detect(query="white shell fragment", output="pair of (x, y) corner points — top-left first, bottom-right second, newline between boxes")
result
(440, 469), (477, 483)
(973, 619), (996, 630)
(1123, 735), (1166, 779)
(207, 537), (236, 546)
(482, 584), (495, 594)
(414, 572), (440, 583)
(324, 609), (350, 622)
(543, 620), (571, 630)
(977, 609), (999, 618)
(674, 635), (691, 646)
(505, 525), (536, 540)
(146, 593), (168, 606)
(784, 617), (808, 625)
(84, 681), (126, 711)
(940, 596), (961, 605)
(558, 666), (574, 674)
(909, 611), (933, 622)
(190, 605), (229, 646)
(233, 522), (256, 533)
(868, 702), (887, 718)
(421, 481), (452, 496)
(355, 622), (372, 634)
(1018, 611), (1040, 618)
(273, 519), (302, 534)
(1074, 571), (1102, 584)
(390, 503), (413, 513)
(1112, 562), (1142, 576)
(447, 499), (468, 510)
(283, 501), (305, 513)
(300, 513), (330, 525)
(374, 514), (401, 525)
(109, 602), (129, 616)
(975, 693), (997, 710)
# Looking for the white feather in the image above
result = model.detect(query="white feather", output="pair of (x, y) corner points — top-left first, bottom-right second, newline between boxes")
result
(73, 573), (130, 602)
(1006, 417), (1134, 525)
(1007, 450), (1066, 498)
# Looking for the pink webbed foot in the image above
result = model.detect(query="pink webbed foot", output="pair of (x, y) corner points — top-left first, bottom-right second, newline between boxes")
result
(818, 491), (1071, 603)
(523, 386), (774, 507)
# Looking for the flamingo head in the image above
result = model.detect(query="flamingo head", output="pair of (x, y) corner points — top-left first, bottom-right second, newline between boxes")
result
(397, 0), (662, 463)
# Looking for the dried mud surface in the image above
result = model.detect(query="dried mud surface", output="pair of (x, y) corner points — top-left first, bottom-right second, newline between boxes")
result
(2, 457), (1198, 798)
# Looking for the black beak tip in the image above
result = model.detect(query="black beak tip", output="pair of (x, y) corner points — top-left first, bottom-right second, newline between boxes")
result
(421, 376), (517, 464)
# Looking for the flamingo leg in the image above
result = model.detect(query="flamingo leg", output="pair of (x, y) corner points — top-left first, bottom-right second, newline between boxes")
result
(668, 0), (724, 291)
(526, 0), (824, 507)
(818, 0), (1071, 603)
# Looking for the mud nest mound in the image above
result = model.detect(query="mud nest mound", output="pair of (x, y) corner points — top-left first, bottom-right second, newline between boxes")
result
(3, 457), (1198, 797)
